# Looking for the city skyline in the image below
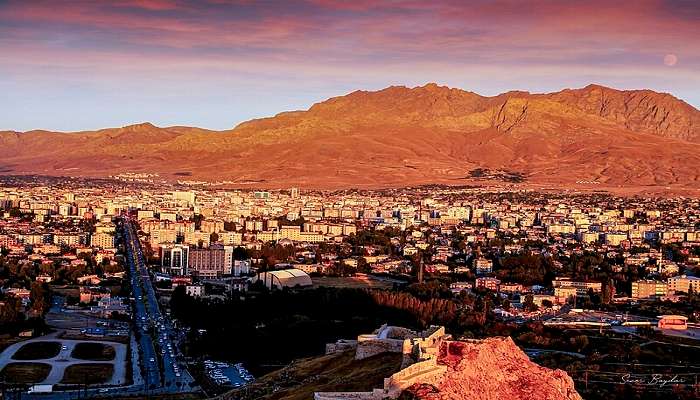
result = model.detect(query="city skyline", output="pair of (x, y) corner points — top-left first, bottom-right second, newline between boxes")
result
(1, 0), (699, 131)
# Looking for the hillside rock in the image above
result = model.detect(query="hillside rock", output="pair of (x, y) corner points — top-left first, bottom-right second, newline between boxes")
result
(402, 337), (582, 400)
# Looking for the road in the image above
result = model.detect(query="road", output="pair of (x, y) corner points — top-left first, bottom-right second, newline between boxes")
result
(122, 218), (196, 391)
(124, 219), (162, 390)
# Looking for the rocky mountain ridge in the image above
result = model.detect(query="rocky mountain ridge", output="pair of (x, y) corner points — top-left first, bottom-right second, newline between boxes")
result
(1, 84), (699, 189)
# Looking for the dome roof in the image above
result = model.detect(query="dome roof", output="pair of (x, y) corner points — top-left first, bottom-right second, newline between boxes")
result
(256, 268), (312, 289)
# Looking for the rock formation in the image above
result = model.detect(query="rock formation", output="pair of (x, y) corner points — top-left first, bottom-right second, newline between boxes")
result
(401, 337), (582, 400)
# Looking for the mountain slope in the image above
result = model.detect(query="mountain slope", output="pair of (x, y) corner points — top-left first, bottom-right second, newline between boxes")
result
(1, 84), (699, 189)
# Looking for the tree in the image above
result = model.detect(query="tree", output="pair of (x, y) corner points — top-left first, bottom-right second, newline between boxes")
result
(523, 294), (539, 312)
(30, 282), (50, 315)
(570, 335), (589, 352)
(0, 295), (23, 326)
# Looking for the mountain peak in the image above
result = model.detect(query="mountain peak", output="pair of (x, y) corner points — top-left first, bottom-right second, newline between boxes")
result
(122, 122), (158, 131)
(420, 82), (447, 90)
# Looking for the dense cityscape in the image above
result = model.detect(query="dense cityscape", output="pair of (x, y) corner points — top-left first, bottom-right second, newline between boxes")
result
(0, 176), (697, 399)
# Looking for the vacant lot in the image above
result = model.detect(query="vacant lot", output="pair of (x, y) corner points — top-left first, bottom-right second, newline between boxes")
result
(0, 362), (52, 383)
(11, 341), (61, 360)
(311, 276), (394, 290)
(61, 363), (114, 384)
(71, 342), (116, 361)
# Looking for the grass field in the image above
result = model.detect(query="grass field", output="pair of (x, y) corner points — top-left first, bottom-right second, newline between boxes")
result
(71, 342), (116, 361)
(311, 275), (395, 290)
(0, 362), (52, 383)
(11, 341), (61, 360)
(61, 363), (114, 384)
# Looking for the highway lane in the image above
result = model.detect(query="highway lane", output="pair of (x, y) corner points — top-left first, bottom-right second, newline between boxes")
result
(123, 219), (195, 391)
(124, 222), (161, 389)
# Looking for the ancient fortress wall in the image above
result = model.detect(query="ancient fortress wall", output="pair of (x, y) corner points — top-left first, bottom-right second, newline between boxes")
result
(315, 325), (448, 400)
(325, 339), (358, 355)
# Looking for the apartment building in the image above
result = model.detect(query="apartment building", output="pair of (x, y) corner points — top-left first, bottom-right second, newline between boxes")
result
(631, 280), (668, 299)
(667, 275), (700, 294)
(90, 232), (115, 249)
(553, 277), (602, 296)
(188, 244), (226, 278)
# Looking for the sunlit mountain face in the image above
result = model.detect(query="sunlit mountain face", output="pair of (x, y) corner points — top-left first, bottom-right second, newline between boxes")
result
(1, 84), (699, 190)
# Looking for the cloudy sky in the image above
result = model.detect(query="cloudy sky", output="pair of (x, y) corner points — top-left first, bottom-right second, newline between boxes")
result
(1, 0), (698, 131)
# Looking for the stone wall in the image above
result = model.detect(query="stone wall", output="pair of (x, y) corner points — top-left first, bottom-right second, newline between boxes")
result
(325, 339), (358, 355)
(355, 336), (404, 360)
(317, 325), (449, 399)
(314, 391), (377, 400)
(384, 358), (447, 397)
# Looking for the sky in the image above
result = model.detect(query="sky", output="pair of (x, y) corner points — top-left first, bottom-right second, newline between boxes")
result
(1, 0), (699, 132)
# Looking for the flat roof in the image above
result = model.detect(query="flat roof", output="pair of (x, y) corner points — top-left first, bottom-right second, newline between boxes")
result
(657, 315), (689, 320)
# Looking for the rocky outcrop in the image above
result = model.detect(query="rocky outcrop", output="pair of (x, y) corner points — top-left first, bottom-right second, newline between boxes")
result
(317, 326), (582, 400)
(401, 337), (582, 400)
(546, 84), (700, 142)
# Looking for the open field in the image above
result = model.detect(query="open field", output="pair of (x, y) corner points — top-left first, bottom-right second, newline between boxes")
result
(11, 341), (61, 360)
(0, 362), (52, 383)
(311, 275), (396, 290)
(61, 363), (114, 384)
(71, 342), (117, 361)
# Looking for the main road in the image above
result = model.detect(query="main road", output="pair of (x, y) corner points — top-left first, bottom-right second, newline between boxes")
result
(122, 218), (195, 391)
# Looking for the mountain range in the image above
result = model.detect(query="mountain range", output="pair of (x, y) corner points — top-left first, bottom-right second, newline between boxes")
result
(2, 84), (699, 190)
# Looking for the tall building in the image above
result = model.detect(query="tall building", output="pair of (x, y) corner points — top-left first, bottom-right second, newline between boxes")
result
(161, 244), (189, 276)
(188, 244), (226, 278)
(233, 260), (251, 276)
